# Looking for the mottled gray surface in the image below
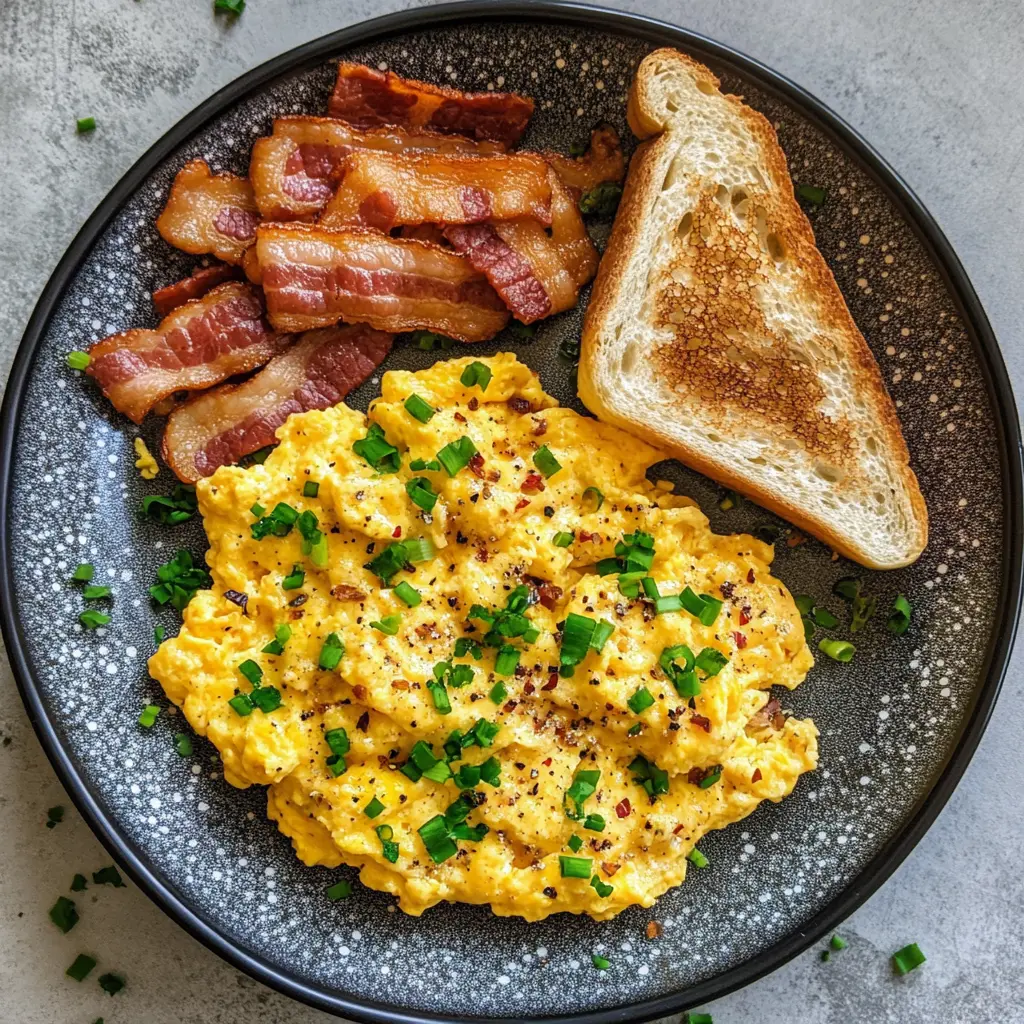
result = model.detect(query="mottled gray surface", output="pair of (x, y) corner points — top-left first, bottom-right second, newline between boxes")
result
(0, 1), (1022, 1023)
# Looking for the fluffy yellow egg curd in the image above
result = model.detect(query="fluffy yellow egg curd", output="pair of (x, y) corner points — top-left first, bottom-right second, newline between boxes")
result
(149, 353), (817, 921)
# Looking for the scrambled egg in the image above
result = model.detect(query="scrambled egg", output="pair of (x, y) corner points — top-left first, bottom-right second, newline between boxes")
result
(149, 354), (817, 921)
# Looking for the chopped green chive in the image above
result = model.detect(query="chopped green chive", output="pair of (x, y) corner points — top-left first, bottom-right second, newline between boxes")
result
(66, 350), (92, 370)
(833, 576), (860, 601)
(238, 659), (263, 686)
(553, 531), (575, 547)
(694, 647), (728, 677)
(796, 183), (826, 206)
(718, 489), (741, 511)
(249, 686), (282, 712)
(436, 435), (478, 476)
(488, 680), (508, 704)
(830, 934), (848, 951)
(887, 594), (912, 635)
(228, 694), (253, 717)
(138, 704), (160, 728)
(353, 422), (401, 474)
(627, 686), (654, 714)
(581, 486), (604, 512)
(892, 942), (926, 975)
(214, 0), (245, 13)
(49, 897), (79, 933)
(173, 732), (192, 757)
(560, 612), (597, 670)
(818, 638), (855, 662)
(325, 879), (353, 901)
(70, 874), (88, 892)
(559, 855), (592, 879)
(563, 769), (600, 820)
(92, 865), (125, 887)
(532, 445), (562, 478)
(460, 361), (493, 391)
(302, 480), (320, 498)
(697, 768), (722, 789)
(592, 953), (610, 970)
(418, 814), (459, 863)
(410, 330), (456, 351)
(821, 950), (832, 962)
(428, 681), (452, 715)
(660, 645), (700, 698)
(687, 848), (709, 868)
(508, 322), (536, 340)
(393, 581), (421, 607)
(281, 564), (305, 590)
(149, 549), (210, 611)
(404, 537), (435, 562)
(404, 394), (436, 423)
(364, 796), (385, 819)
(72, 563), (95, 582)
(567, 833), (583, 853)
(406, 476), (439, 512)
(325, 728), (349, 776)
(629, 754), (669, 799)
(579, 181), (622, 216)
(409, 458), (442, 471)
(370, 614), (402, 636)
(683, 1014), (714, 1024)
(583, 813), (605, 832)
(142, 483), (198, 526)
(318, 632), (344, 670)
(46, 806), (65, 829)
(493, 645), (520, 676)
(812, 606), (839, 629)
(66, 954), (97, 982)
(250, 501), (299, 540)
(626, 722), (642, 737)
(250, 502), (266, 518)
(79, 610), (111, 629)
(76, 116), (96, 134)
(590, 619), (615, 653)
(589, 874), (613, 898)
(97, 972), (125, 996)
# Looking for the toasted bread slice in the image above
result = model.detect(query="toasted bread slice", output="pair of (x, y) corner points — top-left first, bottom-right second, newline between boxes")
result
(579, 49), (927, 569)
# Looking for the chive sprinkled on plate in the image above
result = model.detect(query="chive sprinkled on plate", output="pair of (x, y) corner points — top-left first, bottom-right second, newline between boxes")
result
(49, 896), (79, 933)
(213, 0), (245, 15)
(92, 866), (125, 887)
(830, 934), (848, 950)
(66, 954), (97, 982)
(325, 879), (353, 901)
(629, 755), (669, 799)
(142, 483), (198, 525)
(149, 550), (210, 610)
(687, 848), (709, 868)
(46, 805), (65, 829)
(71, 563), (95, 582)
(71, 874), (88, 892)
(174, 732), (193, 757)
(460, 361), (492, 391)
(683, 1014), (713, 1024)
(818, 638), (855, 662)
(887, 594), (912, 635)
(76, 117), (96, 134)
(592, 953), (610, 970)
(138, 704), (160, 728)
(79, 609), (111, 629)
(98, 972), (125, 996)
(892, 942), (926, 975)
(66, 350), (91, 370)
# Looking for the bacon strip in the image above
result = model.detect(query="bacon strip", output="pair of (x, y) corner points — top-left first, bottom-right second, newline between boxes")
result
(86, 283), (289, 424)
(445, 171), (597, 323)
(156, 160), (260, 265)
(257, 223), (509, 342)
(162, 324), (393, 481)
(318, 152), (552, 232)
(151, 263), (243, 317)
(328, 62), (534, 147)
(544, 125), (626, 197)
(250, 116), (504, 220)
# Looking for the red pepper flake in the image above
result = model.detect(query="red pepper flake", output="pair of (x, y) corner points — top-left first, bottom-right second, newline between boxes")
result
(392, 525), (402, 538)
(672, 823), (685, 835)
(542, 757), (552, 766)
(503, 700), (518, 713)
(514, 498), (531, 511)
(786, 530), (807, 548)
(468, 397), (479, 411)
(746, 568), (755, 584)
(537, 582), (563, 610)
(739, 605), (752, 625)
(645, 921), (663, 940)
(507, 396), (532, 414)
(391, 679), (410, 691)
(751, 768), (763, 783)
(454, 411), (467, 423)
(475, 547), (489, 563)
(532, 417), (548, 436)
(541, 673), (558, 691)
(615, 798), (631, 819)
(578, 529), (594, 542)
(468, 452), (485, 478)
(520, 471), (545, 493)
(690, 713), (711, 732)
(352, 684), (368, 702)
(732, 631), (747, 649)
(601, 861), (620, 876)
(523, 681), (536, 695)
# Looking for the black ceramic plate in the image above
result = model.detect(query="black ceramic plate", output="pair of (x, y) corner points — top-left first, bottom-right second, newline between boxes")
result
(2, 3), (1021, 1022)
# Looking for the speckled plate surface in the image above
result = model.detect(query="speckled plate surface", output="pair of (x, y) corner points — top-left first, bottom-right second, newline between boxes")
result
(2, 3), (1021, 1022)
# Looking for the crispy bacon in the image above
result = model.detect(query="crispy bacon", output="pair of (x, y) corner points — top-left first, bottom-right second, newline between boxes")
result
(250, 116), (504, 221)
(318, 152), (552, 231)
(544, 124), (626, 197)
(162, 323), (393, 481)
(257, 223), (508, 342)
(156, 160), (260, 265)
(445, 171), (597, 322)
(328, 62), (534, 147)
(151, 263), (243, 317)
(87, 283), (287, 424)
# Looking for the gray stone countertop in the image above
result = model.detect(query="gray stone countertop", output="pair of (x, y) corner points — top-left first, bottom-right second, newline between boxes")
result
(1, 1), (1022, 1022)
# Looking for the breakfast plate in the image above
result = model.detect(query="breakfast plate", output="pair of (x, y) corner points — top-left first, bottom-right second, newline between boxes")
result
(1, 3), (1020, 1022)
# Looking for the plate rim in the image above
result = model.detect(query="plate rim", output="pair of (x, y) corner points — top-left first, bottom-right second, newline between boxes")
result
(1, 3), (1021, 1022)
